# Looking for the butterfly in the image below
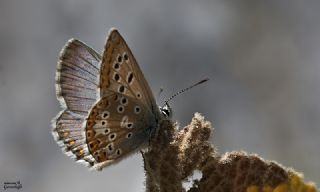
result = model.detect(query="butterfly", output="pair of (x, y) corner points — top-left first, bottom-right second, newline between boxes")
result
(52, 28), (172, 171)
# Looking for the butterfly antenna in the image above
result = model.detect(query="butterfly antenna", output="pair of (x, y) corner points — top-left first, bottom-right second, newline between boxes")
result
(162, 78), (209, 107)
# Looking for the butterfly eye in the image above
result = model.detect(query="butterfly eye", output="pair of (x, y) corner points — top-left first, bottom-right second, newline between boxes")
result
(160, 105), (172, 119)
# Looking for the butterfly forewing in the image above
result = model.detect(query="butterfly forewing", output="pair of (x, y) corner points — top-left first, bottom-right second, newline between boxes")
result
(99, 29), (158, 114)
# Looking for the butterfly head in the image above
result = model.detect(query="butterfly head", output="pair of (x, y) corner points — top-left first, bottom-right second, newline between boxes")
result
(159, 78), (209, 120)
(159, 103), (172, 119)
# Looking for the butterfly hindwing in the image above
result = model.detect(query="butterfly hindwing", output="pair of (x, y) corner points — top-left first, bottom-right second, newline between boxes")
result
(52, 39), (101, 167)
(84, 93), (156, 170)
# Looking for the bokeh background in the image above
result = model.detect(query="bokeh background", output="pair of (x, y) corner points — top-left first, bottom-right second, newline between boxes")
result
(0, 0), (319, 191)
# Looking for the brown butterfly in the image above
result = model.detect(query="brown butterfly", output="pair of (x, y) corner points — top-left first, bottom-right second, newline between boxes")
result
(52, 28), (172, 171)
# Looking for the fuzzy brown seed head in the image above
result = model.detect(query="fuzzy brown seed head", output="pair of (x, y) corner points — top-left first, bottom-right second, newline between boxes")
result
(143, 113), (318, 192)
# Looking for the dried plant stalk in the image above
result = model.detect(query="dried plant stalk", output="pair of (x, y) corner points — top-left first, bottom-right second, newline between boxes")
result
(143, 113), (317, 192)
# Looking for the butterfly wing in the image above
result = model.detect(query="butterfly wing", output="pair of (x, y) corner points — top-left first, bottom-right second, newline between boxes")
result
(53, 29), (162, 170)
(82, 29), (162, 170)
(85, 93), (157, 170)
(52, 39), (101, 167)
(99, 28), (159, 116)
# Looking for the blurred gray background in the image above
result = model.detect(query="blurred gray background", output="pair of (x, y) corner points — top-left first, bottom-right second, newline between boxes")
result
(0, 0), (319, 191)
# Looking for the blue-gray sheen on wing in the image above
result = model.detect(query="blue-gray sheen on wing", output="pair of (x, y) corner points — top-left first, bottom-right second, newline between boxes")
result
(52, 39), (101, 167)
